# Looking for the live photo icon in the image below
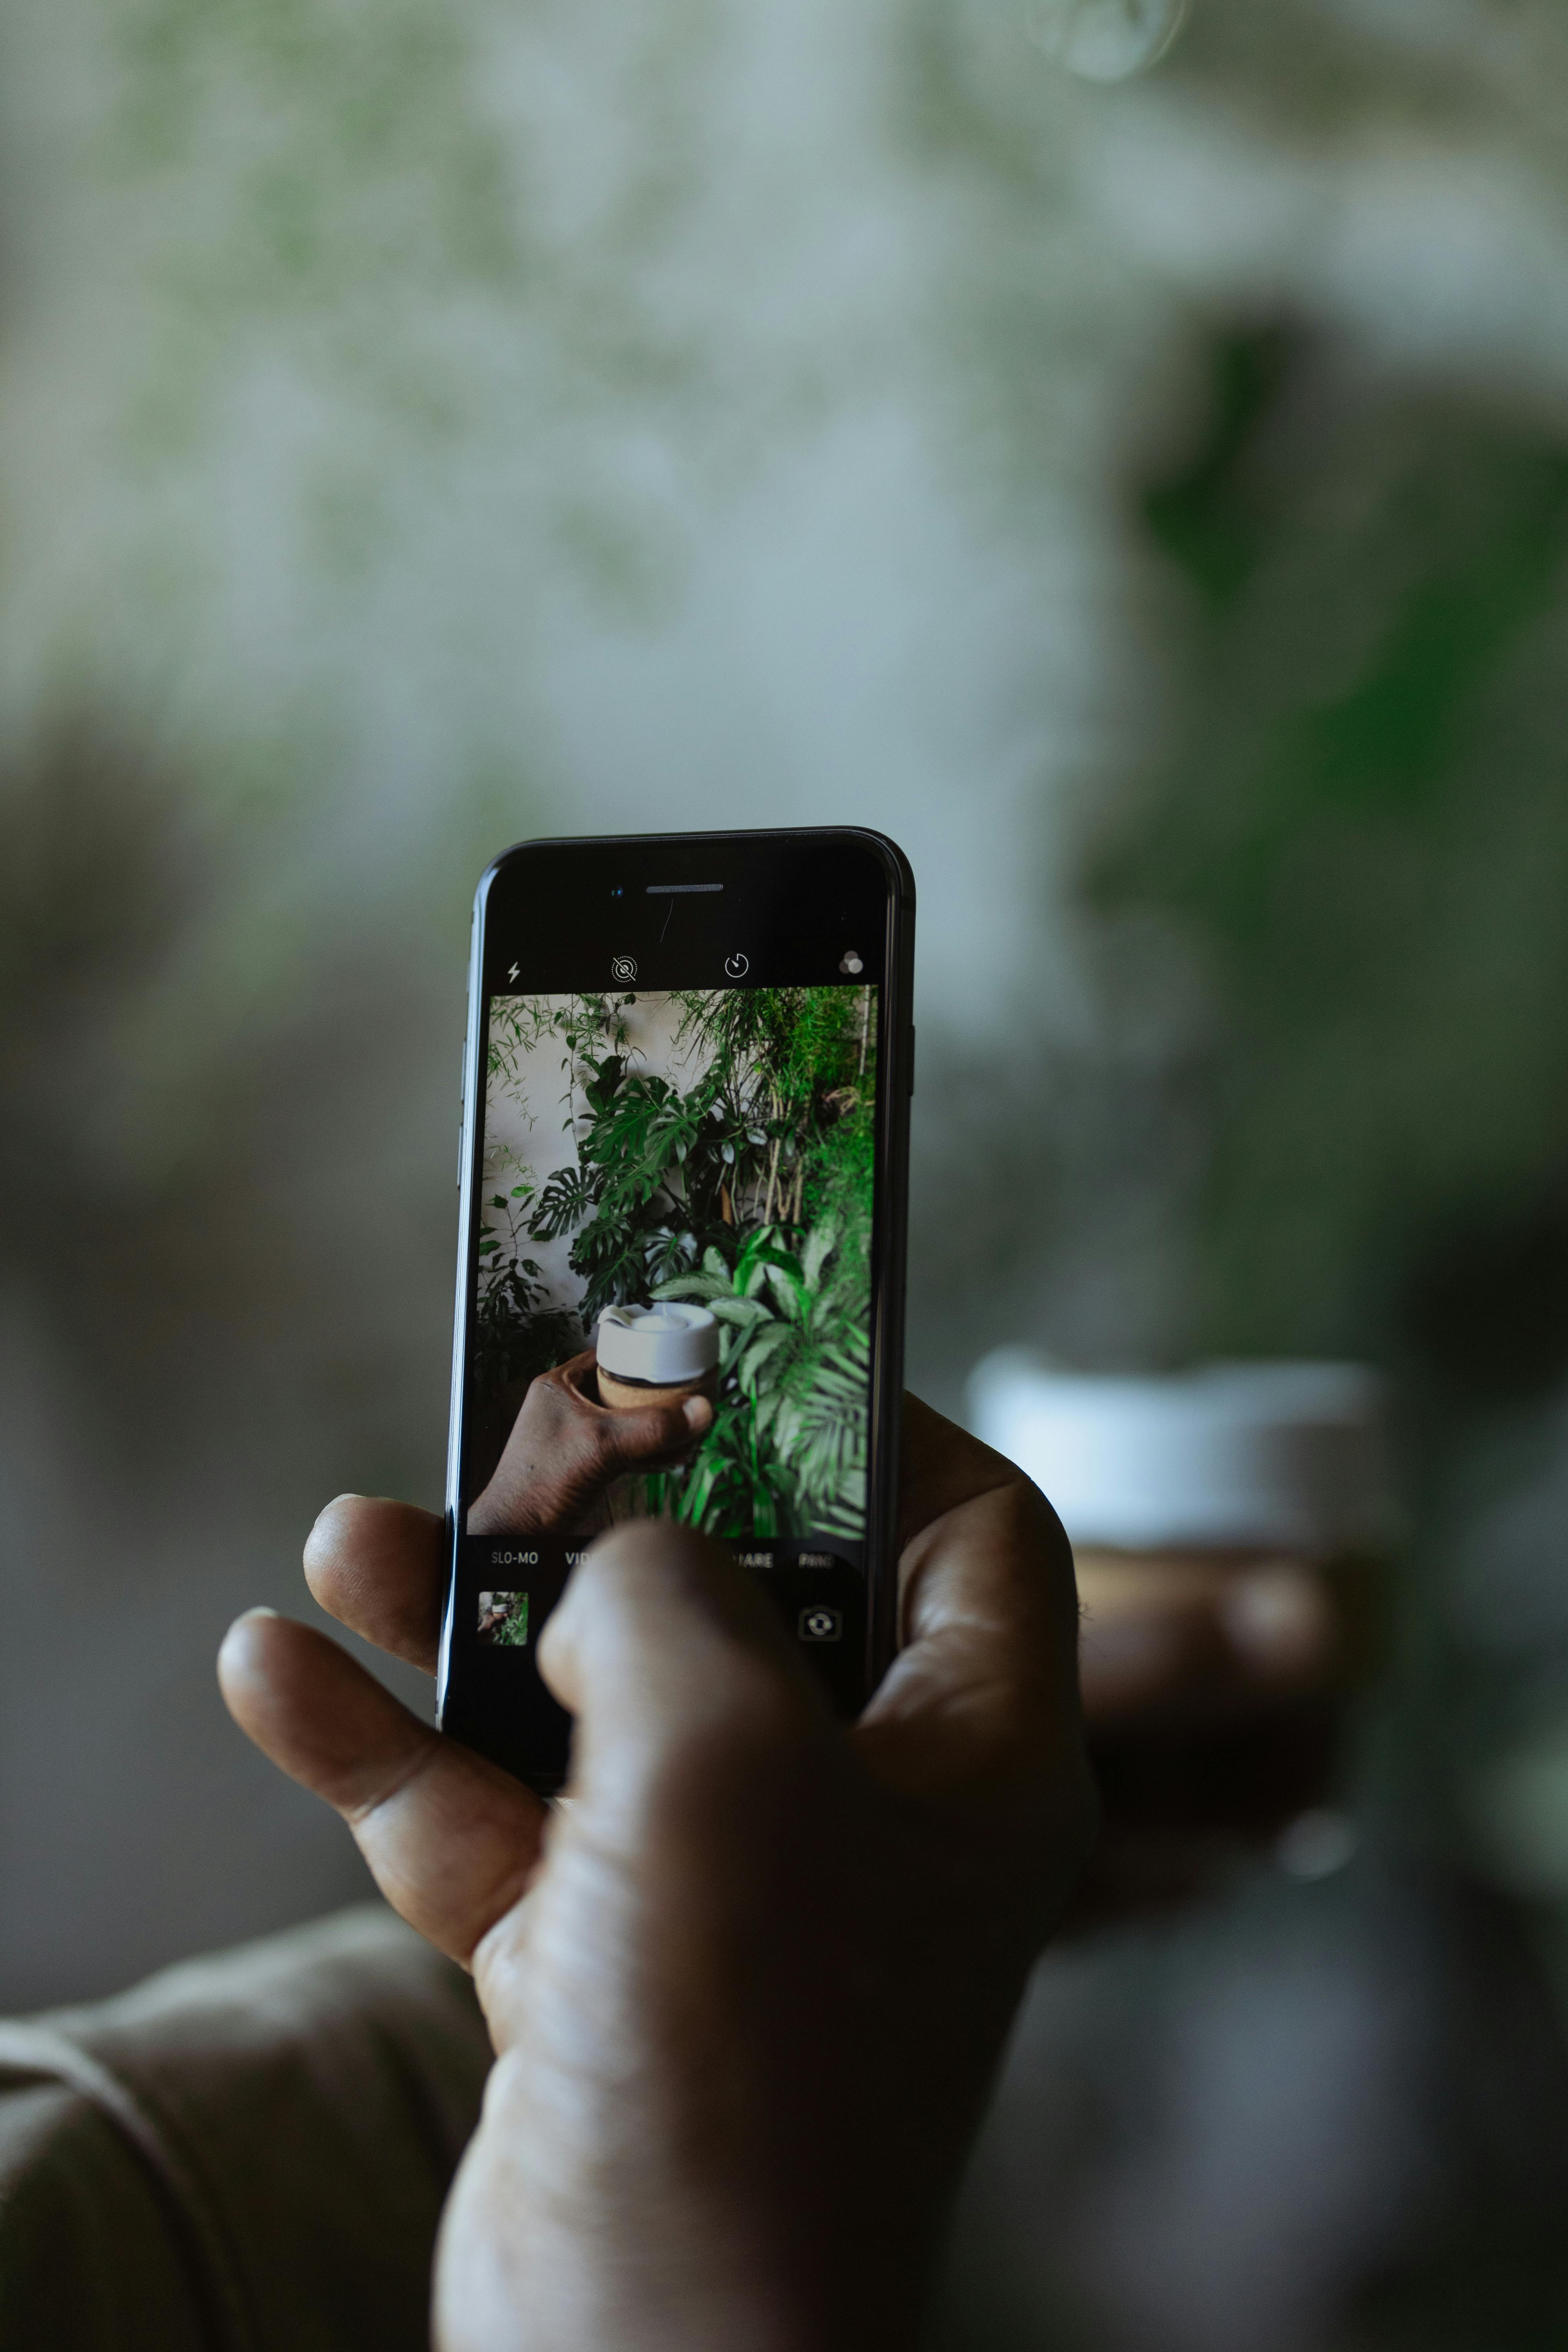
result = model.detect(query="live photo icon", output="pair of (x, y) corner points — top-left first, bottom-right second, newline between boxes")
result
(798, 1605), (843, 1644)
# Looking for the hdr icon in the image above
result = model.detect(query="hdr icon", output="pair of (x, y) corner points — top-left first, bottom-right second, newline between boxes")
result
(798, 1605), (843, 1644)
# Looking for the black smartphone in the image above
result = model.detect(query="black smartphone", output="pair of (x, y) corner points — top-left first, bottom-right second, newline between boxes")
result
(436, 827), (915, 1794)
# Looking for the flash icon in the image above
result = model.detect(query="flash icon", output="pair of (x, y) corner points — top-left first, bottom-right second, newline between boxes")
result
(507, 963), (519, 982)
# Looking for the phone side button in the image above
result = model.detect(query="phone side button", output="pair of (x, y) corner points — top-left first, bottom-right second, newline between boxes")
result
(907, 1026), (916, 1094)
(457, 1126), (465, 1187)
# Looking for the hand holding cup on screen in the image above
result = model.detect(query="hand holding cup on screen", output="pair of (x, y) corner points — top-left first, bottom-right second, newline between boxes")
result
(468, 1345), (713, 1541)
(468, 1306), (720, 1541)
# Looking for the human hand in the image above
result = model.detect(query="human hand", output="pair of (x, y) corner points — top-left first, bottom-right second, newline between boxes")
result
(469, 1349), (712, 1538)
(218, 1397), (1095, 2352)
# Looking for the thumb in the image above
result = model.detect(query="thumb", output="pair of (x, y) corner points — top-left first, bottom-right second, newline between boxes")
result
(472, 1520), (848, 2036)
(596, 1388), (714, 1475)
(536, 1518), (829, 1830)
(859, 1476), (1087, 1807)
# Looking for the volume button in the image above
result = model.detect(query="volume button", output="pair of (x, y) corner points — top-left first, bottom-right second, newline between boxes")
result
(907, 1026), (916, 1094)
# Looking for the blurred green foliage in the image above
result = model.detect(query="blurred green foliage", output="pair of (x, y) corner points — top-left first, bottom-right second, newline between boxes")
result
(1090, 327), (1568, 1393)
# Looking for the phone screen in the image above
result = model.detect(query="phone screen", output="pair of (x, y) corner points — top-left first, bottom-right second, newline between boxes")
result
(441, 833), (910, 1788)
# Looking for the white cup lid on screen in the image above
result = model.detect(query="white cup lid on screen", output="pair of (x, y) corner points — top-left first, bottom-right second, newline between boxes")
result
(966, 1349), (1398, 1553)
(596, 1303), (720, 1385)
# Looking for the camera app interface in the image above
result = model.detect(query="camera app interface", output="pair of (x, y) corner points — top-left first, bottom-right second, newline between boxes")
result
(459, 982), (878, 1704)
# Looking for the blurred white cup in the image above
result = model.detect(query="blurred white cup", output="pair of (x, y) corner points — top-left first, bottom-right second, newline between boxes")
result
(969, 1352), (1396, 1883)
(967, 1350), (1398, 1556)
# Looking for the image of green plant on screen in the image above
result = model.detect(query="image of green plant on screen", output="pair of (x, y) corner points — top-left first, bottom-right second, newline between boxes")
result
(473, 986), (875, 1544)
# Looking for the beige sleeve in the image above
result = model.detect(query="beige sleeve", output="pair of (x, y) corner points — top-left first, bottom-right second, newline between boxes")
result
(0, 2076), (208, 2351)
(0, 1905), (493, 2352)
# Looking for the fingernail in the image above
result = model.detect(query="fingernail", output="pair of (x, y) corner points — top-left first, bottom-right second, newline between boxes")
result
(682, 1395), (713, 1431)
(309, 1495), (364, 1536)
(1222, 1564), (1327, 1674)
(217, 1607), (281, 1664)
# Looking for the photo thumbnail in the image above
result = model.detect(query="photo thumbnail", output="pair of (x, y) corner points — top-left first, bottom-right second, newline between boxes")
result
(477, 1591), (529, 1646)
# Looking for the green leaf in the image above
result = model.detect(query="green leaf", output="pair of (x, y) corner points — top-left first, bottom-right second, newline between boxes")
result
(801, 1219), (837, 1290)
(736, 1322), (794, 1394)
(764, 1261), (806, 1321)
(709, 1295), (771, 1326)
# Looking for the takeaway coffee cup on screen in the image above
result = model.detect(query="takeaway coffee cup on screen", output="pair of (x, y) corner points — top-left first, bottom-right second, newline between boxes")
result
(594, 1303), (721, 1415)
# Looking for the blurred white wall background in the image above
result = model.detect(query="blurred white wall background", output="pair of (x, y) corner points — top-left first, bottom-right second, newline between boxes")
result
(6, 2), (1568, 2340)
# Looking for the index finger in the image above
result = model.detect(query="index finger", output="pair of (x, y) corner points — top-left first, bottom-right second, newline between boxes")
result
(897, 1392), (1022, 1549)
(304, 1495), (446, 1674)
(862, 1404), (1090, 1831)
